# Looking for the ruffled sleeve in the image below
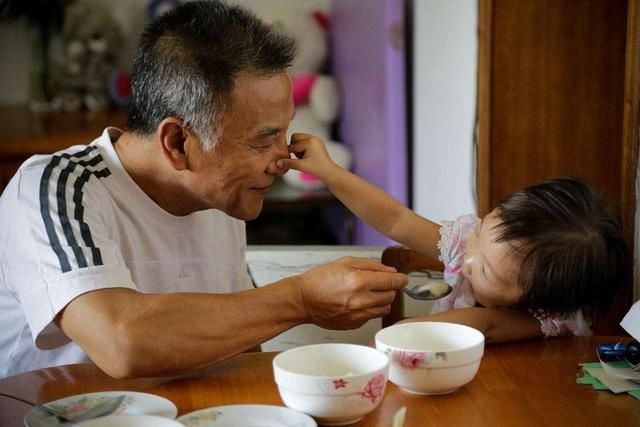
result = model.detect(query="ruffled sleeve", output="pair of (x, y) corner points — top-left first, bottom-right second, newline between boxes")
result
(533, 309), (592, 337)
(431, 215), (480, 314)
(437, 214), (479, 266)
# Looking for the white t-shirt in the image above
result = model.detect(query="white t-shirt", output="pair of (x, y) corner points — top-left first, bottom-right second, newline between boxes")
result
(0, 128), (252, 378)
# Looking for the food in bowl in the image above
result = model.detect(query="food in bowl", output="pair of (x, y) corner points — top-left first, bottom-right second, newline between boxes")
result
(375, 321), (485, 395)
(272, 343), (389, 426)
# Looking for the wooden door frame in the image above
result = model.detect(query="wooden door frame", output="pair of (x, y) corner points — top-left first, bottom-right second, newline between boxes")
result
(476, 0), (639, 329)
(476, 0), (492, 217)
(477, 0), (639, 237)
(622, 0), (640, 302)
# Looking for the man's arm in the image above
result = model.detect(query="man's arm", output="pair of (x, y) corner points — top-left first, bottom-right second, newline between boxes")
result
(58, 257), (408, 378)
(399, 307), (543, 343)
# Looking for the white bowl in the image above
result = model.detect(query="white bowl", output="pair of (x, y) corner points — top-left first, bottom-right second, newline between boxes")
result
(375, 322), (485, 395)
(273, 343), (389, 426)
(76, 415), (183, 426)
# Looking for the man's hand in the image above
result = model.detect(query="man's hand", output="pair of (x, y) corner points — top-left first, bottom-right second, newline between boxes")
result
(294, 256), (408, 329)
(276, 133), (339, 181)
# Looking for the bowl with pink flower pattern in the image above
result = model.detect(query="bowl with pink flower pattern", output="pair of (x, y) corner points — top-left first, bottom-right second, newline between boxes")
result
(375, 322), (485, 395)
(272, 343), (389, 426)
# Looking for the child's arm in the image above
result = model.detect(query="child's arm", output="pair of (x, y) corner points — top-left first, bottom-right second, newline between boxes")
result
(277, 134), (441, 259)
(399, 307), (543, 343)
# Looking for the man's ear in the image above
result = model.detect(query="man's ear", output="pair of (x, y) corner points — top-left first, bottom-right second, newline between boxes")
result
(157, 118), (192, 171)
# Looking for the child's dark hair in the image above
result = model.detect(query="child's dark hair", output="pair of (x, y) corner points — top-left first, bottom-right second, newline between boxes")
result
(493, 176), (630, 319)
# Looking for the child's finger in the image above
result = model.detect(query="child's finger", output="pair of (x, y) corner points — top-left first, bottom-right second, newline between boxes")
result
(276, 158), (289, 169)
(286, 143), (307, 160)
(287, 140), (305, 153)
(290, 132), (314, 143)
(277, 157), (303, 170)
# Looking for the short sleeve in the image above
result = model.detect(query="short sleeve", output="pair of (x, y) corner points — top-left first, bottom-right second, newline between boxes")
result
(7, 162), (136, 350)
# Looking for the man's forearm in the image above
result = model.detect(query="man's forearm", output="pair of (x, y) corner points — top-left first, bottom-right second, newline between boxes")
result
(59, 278), (305, 378)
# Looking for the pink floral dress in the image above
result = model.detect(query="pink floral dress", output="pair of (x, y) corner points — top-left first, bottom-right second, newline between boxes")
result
(430, 214), (591, 337)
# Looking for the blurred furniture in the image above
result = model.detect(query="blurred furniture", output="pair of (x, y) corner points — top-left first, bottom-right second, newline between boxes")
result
(0, 336), (636, 426)
(0, 107), (126, 190)
(381, 246), (444, 327)
(477, 0), (639, 334)
(247, 178), (352, 244)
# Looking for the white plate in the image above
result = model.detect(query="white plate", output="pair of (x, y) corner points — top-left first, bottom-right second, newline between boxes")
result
(176, 404), (317, 426)
(24, 391), (177, 426)
(76, 415), (184, 427)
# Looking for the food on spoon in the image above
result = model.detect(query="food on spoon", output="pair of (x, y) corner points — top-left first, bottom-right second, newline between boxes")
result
(429, 282), (450, 297)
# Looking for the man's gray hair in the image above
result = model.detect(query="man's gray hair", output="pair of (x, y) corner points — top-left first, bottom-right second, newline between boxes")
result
(127, 0), (296, 150)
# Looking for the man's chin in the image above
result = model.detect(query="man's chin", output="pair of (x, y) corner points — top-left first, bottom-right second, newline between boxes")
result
(229, 203), (263, 221)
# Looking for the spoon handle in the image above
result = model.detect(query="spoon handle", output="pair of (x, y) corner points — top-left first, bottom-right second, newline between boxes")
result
(0, 391), (72, 421)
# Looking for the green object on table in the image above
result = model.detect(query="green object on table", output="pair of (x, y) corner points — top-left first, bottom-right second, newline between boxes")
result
(578, 362), (640, 399)
(577, 364), (608, 390)
(629, 390), (640, 400)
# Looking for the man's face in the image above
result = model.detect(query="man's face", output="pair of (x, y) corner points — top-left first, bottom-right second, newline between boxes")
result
(186, 72), (294, 220)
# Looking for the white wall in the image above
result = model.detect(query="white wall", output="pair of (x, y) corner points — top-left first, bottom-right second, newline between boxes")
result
(412, 0), (477, 222)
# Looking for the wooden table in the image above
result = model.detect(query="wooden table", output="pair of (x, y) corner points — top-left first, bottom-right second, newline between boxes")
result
(0, 337), (637, 426)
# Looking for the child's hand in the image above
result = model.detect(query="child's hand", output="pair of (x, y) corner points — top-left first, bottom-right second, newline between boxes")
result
(276, 133), (340, 181)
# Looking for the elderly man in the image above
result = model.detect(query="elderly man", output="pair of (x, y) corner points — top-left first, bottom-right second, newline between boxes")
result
(0, 0), (407, 379)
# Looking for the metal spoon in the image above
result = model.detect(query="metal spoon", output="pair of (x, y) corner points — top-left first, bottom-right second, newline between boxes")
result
(0, 391), (74, 422)
(403, 281), (452, 300)
(0, 392), (125, 424)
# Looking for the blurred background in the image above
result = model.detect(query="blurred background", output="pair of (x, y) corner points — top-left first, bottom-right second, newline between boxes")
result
(0, 0), (635, 259)
(0, 0), (479, 248)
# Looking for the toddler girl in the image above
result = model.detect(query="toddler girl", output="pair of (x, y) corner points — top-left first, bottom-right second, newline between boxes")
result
(277, 134), (631, 342)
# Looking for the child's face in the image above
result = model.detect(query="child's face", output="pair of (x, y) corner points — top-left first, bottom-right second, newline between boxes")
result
(462, 210), (523, 308)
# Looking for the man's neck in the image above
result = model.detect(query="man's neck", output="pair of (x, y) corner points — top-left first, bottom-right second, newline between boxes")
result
(113, 132), (195, 216)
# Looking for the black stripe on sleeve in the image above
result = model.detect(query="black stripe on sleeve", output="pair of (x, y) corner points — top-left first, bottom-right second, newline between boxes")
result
(40, 146), (111, 273)
(39, 156), (72, 272)
(57, 155), (89, 268)
(72, 159), (111, 267)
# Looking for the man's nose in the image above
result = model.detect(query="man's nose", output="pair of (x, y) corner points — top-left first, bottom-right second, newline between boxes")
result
(266, 139), (291, 175)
